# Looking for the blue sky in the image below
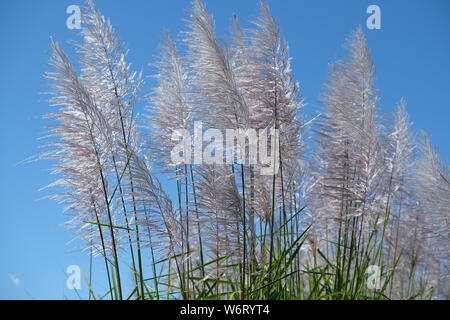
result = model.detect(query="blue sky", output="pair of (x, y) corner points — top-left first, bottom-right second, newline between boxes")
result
(0, 0), (449, 299)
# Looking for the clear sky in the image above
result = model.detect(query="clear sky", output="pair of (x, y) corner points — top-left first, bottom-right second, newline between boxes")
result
(0, 0), (449, 299)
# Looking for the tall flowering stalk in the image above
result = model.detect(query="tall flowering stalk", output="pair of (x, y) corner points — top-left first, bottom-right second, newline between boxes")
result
(310, 26), (390, 296)
(184, 0), (251, 296)
(75, 0), (145, 299)
(146, 29), (202, 297)
(414, 132), (450, 298)
(42, 39), (122, 298)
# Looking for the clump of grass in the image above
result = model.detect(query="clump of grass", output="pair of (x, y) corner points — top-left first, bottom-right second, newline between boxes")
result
(37, 0), (449, 300)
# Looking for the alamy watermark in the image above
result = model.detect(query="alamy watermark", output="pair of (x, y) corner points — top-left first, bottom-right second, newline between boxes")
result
(66, 5), (81, 30)
(365, 265), (382, 290)
(366, 5), (381, 30)
(170, 122), (280, 175)
(66, 264), (81, 290)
